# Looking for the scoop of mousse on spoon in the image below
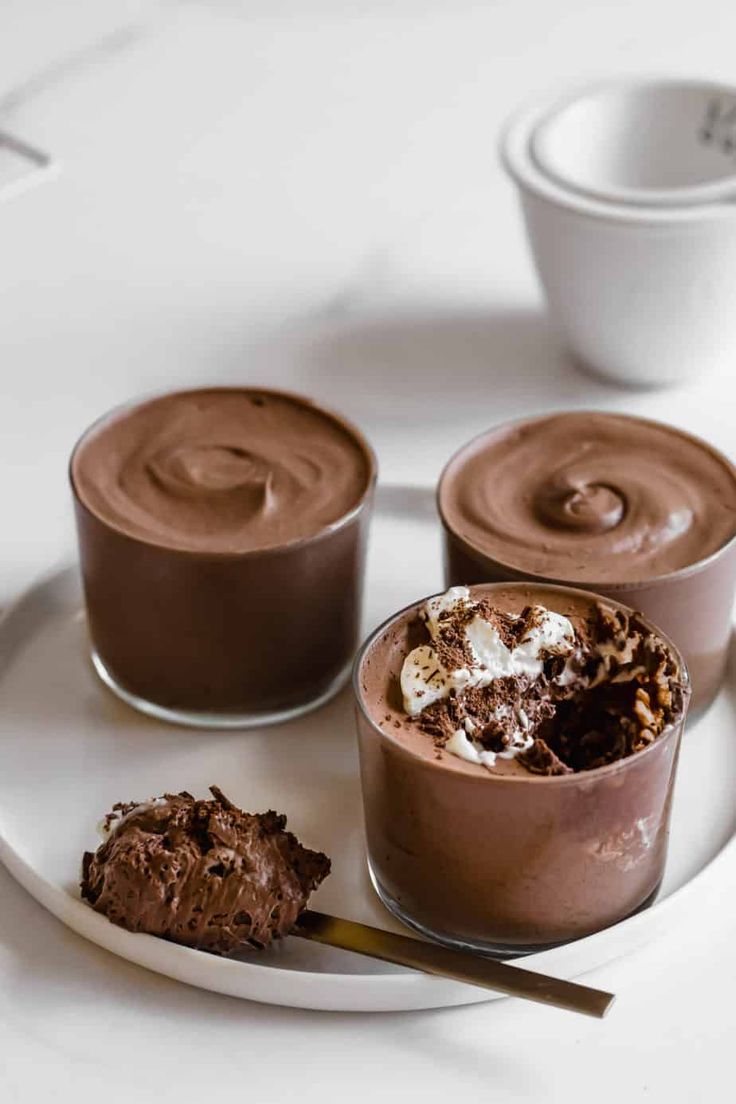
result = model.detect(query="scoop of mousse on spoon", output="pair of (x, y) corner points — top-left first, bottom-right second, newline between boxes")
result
(81, 786), (614, 1019)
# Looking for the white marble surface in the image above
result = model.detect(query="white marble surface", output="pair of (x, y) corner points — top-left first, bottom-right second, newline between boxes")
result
(1, 1), (735, 1100)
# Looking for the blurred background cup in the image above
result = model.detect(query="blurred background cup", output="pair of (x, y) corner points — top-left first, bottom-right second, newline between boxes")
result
(500, 79), (736, 387)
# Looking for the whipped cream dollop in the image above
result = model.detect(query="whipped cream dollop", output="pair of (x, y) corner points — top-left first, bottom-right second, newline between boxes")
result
(400, 587), (577, 765)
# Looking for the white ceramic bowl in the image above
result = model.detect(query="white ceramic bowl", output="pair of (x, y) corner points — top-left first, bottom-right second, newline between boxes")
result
(501, 82), (736, 387)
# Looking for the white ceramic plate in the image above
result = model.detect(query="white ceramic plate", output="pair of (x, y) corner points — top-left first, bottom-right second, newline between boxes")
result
(0, 485), (734, 1012)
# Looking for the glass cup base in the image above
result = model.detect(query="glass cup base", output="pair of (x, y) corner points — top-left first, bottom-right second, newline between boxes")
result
(367, 858), (661, 960)
(91, 649), (353, 730)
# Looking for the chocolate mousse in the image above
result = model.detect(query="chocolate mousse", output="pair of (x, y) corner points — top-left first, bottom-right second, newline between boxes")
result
(73, 388), (370, 553)
(355, 582), (690, 952)
(71, 388), (376, 724)
(81, 787), (331, 954)
(439, 412), (736, 712)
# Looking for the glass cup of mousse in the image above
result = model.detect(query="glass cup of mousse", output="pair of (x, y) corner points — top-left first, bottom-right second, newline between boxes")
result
(71, 387), (377, 728)
(437, 411), (736, 717)
(354, 581), (690, 955)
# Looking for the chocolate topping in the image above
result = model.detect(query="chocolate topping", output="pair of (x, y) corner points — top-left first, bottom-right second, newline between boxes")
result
(518, 738), (571, 776)
(420, 679), (555, 752)
(427, 602), (477, 671)
(72, 389), (372, 553)
(439, 412), (736, 583)
(81, 788), (330, 954)
(412, 599), (684, 775)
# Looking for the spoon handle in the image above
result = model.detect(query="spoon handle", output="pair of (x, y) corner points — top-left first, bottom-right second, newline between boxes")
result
(294, 910), (614, 1019)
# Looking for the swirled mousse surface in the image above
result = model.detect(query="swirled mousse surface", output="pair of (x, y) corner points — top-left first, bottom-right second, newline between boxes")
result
(360, 586), (687, 778)
(81, 787), (330, 955)
(439, 413), (736, 583)
(72, 389), (372, 552)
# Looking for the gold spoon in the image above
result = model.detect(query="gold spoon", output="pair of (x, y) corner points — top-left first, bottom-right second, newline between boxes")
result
(295, 910), (614, 1018)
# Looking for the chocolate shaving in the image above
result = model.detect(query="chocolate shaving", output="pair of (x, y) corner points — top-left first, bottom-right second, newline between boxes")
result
(518, 739), (572, 776)
(413, 601), (686, 775)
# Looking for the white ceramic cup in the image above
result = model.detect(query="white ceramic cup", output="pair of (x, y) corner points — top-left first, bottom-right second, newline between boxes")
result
(501, 81), (736, 387)
(531, 80), (736, 208)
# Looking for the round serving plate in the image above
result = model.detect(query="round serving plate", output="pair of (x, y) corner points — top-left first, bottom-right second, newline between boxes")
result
(0, 484), (734, 1013)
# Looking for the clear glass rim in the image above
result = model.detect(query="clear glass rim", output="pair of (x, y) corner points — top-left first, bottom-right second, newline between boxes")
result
(436, 408), (736, 591)
(69, 385), (378, 561)
(353, 579), (690, 787)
